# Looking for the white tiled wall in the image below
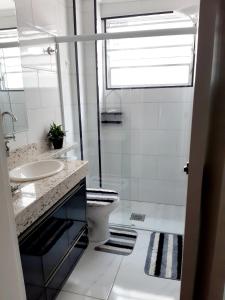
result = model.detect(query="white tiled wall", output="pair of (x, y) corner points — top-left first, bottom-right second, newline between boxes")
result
(0, 90), (28, 134)
(0, 9), (28, 143)
(11, 0), (79, 151)
(97, 0), (195, 206)
(100, 88), (193, 205)
(9, 0), (59, 149)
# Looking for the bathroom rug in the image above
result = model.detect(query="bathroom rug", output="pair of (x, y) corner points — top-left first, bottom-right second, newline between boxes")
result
(95, 226), (137, 256)
(145, 231), (183, 280)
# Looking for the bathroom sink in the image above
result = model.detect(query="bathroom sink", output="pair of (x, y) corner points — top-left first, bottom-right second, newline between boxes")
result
(9, 160), (64, 182)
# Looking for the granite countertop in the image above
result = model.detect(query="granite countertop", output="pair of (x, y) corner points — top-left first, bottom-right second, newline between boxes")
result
(10, 144), (88, 236)
(13, 159), (88, 236)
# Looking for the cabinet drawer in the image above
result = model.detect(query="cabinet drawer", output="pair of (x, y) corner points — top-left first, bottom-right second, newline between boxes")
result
(20, 204), (70, 285)
(46, 230), (88, 300)
(19, 180), (87, 300)
(24, 284), (46, 300)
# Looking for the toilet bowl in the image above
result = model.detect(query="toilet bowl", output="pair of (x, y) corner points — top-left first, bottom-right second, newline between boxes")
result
(86, 188), (120, 243)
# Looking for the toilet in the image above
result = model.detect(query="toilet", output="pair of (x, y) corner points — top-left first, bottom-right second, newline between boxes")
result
(86, 188), (120, 243)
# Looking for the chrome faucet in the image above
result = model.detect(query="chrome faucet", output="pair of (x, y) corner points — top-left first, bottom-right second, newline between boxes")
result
(1, 111), (18, 156)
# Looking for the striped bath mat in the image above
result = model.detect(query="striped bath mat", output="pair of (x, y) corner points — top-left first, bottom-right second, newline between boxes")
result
(145, 232), (183, 280)
(95, 227), (137, 256)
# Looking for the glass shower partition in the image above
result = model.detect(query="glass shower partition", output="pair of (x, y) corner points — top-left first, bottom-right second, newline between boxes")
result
(57, 31), (195, 233)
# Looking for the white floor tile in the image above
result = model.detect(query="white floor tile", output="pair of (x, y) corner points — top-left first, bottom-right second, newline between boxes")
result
(57, 291), (95, 300)
(109, 201), (131, 226)
(108, 230), (180, 300)
(60, 204), (184, 300)
(62, 244), (123, 300)
(110, 201), (185, 234)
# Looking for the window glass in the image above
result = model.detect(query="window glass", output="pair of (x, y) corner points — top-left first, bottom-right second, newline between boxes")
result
(0, 29), (23, 90)
(105, 12), (196, 89)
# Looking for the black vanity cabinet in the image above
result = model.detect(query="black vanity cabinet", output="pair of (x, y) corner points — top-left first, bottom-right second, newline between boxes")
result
(19, 179), (88, 300)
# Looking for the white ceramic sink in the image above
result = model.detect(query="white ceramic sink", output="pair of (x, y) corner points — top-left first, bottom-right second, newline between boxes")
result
(9, 160), (64, 182)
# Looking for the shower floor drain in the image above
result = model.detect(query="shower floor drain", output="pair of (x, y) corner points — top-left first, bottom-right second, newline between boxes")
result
(130, 213), (146, 222)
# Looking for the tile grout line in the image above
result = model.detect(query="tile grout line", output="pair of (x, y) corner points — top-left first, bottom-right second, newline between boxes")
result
(117, 200), (185, 207)
(109, 224), (184, 236)
(60, 289), (103, 300)
(106, 256), (124, 300)
(61, 254), (125, 300)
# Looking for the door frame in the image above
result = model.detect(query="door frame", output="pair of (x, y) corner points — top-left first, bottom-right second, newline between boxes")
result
(181, 0), (225, 298)
(0, 116), (26, 300)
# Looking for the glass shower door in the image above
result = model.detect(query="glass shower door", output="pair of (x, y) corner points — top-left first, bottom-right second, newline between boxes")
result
(58, 37), (194, 233)
(102, 86), (193, 233)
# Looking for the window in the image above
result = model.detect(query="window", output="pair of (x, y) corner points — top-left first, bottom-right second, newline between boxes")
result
(0, 28), (23, 90)
(104, 12), (196, 89)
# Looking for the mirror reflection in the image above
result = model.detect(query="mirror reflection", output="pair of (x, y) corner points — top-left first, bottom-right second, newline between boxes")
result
(0, 0), (28, 135)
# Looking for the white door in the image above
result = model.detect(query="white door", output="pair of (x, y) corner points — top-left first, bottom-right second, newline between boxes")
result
(0, 115), (26, 300)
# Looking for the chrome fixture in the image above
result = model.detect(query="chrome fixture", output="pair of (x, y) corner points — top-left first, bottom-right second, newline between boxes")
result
(2, 111), (18, 122)
(1, 111), (18, 156)
(43, 46), (57, 55)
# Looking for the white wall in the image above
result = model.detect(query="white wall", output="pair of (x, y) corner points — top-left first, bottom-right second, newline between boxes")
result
(100, 88), (193, 205)
(100, 0), (199, 18)
(98, 0), (196, 205)
(12, 0), (76, 151)
(0, 6), (29, 149)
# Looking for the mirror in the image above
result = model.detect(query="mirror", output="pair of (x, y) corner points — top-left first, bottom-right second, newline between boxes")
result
(0, 0), (28, 135)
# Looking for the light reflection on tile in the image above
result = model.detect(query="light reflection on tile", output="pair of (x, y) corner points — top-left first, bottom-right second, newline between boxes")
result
(111, 285), (176, 300)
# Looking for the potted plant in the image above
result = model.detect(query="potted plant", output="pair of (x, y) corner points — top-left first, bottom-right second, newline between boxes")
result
(47, 122), (65, 149)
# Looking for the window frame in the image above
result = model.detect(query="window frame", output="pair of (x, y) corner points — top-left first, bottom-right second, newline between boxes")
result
(0, 27), (24, 92)
(102, 12), (196, 90)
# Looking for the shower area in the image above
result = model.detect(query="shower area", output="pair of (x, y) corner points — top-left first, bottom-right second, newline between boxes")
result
(56, 0), (197, 234)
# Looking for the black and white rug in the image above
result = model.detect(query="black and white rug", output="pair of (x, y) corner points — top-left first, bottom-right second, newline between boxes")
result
(145, 232), (183, 280)
(95, 227), (137, 256)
